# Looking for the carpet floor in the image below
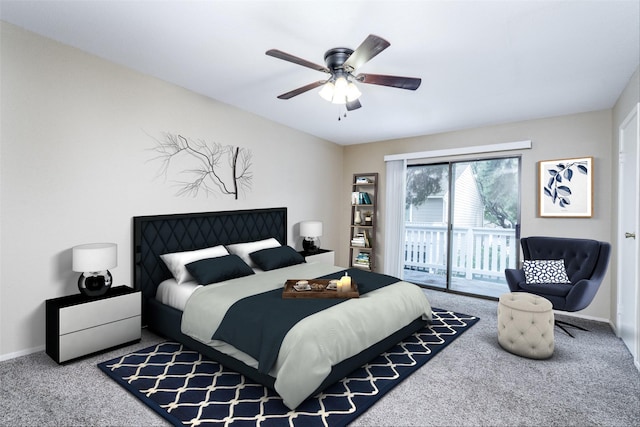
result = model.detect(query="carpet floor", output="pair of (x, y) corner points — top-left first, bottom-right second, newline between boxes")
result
(98, 309), (478, 427)
(1, 290), (639, 426)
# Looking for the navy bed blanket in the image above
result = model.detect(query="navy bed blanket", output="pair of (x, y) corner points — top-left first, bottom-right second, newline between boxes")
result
(211, 268), (399, 374)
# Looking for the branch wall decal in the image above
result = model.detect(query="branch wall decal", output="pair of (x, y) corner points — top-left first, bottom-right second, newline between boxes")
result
(149, 132), (253, 200)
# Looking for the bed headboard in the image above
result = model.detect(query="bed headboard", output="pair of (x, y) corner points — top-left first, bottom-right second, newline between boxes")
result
(133, 207), (287, 309)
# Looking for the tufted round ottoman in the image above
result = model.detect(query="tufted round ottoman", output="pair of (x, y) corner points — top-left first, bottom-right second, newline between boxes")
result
(498, 292), (554, 359)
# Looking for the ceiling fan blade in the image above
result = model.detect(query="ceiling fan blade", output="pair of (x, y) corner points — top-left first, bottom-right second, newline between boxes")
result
(346, 99), (362, 111)
(356, 73), (422, 90)
(276, 80), (327, 100)
(343, 34), (390, 72)
(266, 49), (330, 73)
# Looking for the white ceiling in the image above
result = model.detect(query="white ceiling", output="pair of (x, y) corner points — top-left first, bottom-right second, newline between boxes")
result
(1, 1), (639, 145)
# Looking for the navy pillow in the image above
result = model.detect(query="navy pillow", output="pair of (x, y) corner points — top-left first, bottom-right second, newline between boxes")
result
(250, 245), (305, 271)
(185, 254), (254, 285)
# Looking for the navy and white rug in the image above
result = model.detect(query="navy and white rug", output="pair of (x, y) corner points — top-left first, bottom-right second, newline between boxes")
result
(98, 308), (478, 427)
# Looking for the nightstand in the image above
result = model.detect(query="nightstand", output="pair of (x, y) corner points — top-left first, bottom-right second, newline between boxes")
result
(46, 285), (141, 364)
(299, 249), (335, 265)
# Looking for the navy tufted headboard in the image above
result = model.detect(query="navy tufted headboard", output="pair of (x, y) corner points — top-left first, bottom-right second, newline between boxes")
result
(133, 207), (287, 313)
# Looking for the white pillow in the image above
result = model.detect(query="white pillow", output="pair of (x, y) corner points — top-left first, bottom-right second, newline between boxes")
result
(523, 259), (571, 284)
(160, 245), (229, 284)
(226, 238), (281, 268)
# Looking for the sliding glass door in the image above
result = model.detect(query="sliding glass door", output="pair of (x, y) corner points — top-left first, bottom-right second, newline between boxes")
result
(403, 157), (520, 298)
(404, 163), (450, 289)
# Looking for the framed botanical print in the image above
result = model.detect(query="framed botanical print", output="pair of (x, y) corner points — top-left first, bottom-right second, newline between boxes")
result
(538, 156), (593, 218)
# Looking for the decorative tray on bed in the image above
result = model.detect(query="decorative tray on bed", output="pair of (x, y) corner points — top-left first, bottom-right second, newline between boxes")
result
(282, 279), (359, 299)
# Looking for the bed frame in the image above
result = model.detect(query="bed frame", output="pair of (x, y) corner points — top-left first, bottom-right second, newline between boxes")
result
(133, 207), (427, 398)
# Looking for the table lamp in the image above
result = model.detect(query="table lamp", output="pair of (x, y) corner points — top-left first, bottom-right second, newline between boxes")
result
(300, 221), (322, 253)
(72, 243), (117, 297)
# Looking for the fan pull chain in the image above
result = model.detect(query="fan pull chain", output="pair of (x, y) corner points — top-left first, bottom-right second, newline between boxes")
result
(338, 105), (347, 121)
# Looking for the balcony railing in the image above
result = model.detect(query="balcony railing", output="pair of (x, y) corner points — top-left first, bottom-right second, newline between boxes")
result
(403, 224), (517, 282)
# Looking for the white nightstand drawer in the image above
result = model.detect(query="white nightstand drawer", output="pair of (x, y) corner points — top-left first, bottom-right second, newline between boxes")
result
(59, 315), (141, 362)
(46, 286), (142, 364)
(59, 291), (140, 335)
(305, 250), (335, 264)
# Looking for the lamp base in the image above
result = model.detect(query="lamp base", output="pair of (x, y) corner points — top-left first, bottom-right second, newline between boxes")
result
(302, 237), (321, 254)
(78, 270), (112, 297)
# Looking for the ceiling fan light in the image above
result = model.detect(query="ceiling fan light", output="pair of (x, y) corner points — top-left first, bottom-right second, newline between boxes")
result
(332, 77), (348, 104)
(334, 77), (348, 93)
(318, 82), (334, 102)
(346, 82), (361, 102)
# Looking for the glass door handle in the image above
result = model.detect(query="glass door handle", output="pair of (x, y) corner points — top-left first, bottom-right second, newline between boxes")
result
(625, 232), (636, 239)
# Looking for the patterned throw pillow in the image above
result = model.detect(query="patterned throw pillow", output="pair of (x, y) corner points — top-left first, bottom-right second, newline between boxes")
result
(523, 260), (571, 284)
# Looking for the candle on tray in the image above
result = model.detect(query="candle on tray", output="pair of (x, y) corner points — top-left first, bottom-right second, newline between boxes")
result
(339, 272), (351, 292)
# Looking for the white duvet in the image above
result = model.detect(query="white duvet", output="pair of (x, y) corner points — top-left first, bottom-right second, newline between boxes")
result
(181, 262), (432, 409)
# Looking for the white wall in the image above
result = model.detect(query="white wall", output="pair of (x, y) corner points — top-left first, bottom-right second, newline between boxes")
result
(611, 66), (640, 325)
(342, 110), (614, 321)
(0, 22), (344, 358)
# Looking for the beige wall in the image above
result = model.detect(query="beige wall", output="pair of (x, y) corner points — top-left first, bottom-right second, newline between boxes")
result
(342, 110), (614, 321)
(1, 21), (636, 359)
(0, 23), (343, 358)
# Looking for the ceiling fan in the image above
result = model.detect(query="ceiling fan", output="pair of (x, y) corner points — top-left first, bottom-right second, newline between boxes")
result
(265, 34), (421, 111)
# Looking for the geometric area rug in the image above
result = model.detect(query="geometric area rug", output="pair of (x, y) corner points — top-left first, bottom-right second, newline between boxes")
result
(98, 308), (478, 427)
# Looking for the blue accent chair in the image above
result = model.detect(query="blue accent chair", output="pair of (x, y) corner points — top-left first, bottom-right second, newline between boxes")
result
(504, 236), (611, 337)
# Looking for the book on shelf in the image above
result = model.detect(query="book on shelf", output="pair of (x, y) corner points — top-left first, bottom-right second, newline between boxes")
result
(351, 231), (370, 248)
(354, 252), (371, 267)
(355, 253), (370, 262)
(351, 233), (365, 247)
(355, 176), (372, 184)
(351, 191), (372, 205)
(351, 192), (359, 204)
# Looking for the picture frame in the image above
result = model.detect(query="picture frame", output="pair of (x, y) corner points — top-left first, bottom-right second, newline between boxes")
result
(538, 156), (593, 218)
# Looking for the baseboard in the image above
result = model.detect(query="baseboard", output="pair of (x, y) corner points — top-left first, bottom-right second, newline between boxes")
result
(0, 345), (44, 363)
(552, 310), (609, 325)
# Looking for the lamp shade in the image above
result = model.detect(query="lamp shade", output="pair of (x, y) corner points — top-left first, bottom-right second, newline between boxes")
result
(72, 243), (117, 272)
(318, 82), (335, 102)
(331, 77), (349, 105)
(346, 82), (361, 102)
(319, 79), (361, 105)
(300, 221), (323, 238)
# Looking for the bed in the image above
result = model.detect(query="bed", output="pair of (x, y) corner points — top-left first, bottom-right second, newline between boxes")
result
(133, 207), (432, 409)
